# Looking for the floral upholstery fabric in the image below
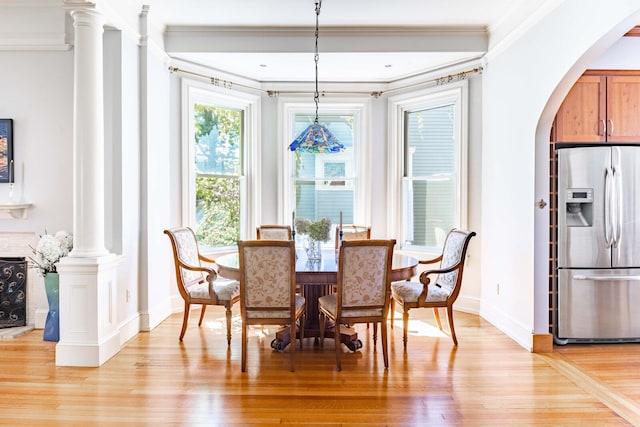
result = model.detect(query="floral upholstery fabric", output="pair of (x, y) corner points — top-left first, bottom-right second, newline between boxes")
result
(340, 245), (389, 308)
(319, 243), (390, 319)
(172, 228), (206, 287)
(342, 230), (369, 241)
(246, 295), (305, 319)
(436, 230), (467, 294)
(258, 228), (290, 240)
(390, 280), (450, 304)
(241, 245), (292, 309)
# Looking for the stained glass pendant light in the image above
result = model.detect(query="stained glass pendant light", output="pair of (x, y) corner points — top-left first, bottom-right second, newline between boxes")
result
(288, 1), (345, 154)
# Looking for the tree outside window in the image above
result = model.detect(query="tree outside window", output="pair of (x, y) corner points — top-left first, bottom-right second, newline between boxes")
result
(193, 104), (242, 247)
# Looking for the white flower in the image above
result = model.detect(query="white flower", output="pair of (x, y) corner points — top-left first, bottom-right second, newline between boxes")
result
(30, 230), (73, 276)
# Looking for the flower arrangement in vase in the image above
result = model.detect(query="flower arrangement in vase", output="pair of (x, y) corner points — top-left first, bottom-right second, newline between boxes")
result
(294, 217), (331, 260)
(29, 230), (73, 342)
(30, 230), (73, 276)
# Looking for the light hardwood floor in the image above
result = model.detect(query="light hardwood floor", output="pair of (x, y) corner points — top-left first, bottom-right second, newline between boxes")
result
(1, 308), (639, 426)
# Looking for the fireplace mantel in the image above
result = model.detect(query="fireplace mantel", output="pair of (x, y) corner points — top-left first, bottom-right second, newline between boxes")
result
(0, 203), (32, 219)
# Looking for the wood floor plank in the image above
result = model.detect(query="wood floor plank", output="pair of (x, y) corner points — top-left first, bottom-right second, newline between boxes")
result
(0, 308), (637, 425)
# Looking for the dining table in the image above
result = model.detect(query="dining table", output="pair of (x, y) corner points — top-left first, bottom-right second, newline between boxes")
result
(216, 246), (419, 351)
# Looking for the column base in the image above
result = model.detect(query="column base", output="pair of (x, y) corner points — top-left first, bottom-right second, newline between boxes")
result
(56, 253), (122, 367)
(56, 330), (120, 367)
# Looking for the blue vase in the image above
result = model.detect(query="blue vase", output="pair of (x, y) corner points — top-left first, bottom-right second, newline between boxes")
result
(43, 272), (59, 342)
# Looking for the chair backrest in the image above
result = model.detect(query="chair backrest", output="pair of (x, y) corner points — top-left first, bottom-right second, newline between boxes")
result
(434, 229), (476, 298)
(164, 227), (207, 298)
(335, 225), (371, 249)
(238, 240), (296, 318)
(256, 225), (292, 240)
(336, 239), (395, 318)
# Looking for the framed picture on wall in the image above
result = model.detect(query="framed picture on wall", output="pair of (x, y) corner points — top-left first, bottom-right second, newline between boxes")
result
(0, 119), (13, 183)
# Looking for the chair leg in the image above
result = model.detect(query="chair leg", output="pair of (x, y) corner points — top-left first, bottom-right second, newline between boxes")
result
(447, 306), (458, 346)
(433, 307), (443, 330)
(319, 311), (326, 345)
(335, 320), (342, 371)
(381, 318), (389, 369)
(179, 302), (190, 341)
(198, 305), (207, 326)
(402, 309), (409, 350)
(389, 298), (395, 329)
(241, 322), (248, 372)
(289, 322), (296, 372)
(299, 313), (305, 350)
(225, 303), (233, 347)
(372, 322), (378, 346)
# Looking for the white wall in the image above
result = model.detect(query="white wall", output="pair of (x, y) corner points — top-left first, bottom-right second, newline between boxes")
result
(482, 0), (640, 350)
(0, 49), (74, 322)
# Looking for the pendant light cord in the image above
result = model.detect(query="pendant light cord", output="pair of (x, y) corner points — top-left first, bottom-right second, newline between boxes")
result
(313, 1), (321, 124)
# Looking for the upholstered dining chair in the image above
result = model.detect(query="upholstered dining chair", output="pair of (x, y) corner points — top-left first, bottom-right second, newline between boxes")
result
(164, 227), (240, 345)
(256, 225), (292, 240)
(390, 229), (476, 348)
(334, 225), (371, 250)
(238, 239), (305, 372)
(318, 239), (395, 371)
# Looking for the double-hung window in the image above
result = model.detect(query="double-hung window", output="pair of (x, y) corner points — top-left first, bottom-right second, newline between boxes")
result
(183, 80), (260, 250)
(280, 100), (370, 242)
(389, 81), (468, 252)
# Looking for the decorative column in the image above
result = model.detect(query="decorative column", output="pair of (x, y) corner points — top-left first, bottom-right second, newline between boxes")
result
(56, 1), (122, 367)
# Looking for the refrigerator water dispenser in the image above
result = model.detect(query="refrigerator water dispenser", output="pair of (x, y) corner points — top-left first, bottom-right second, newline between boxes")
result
(565, 188), (593, 227)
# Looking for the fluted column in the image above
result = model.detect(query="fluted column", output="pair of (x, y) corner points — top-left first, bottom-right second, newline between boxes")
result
(68, 2), (108, 258)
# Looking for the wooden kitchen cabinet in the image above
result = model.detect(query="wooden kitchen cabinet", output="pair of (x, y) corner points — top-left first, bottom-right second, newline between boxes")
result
(555, 71), (640, 143)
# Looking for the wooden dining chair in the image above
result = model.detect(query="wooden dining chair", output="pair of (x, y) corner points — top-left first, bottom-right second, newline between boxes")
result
(318, 239), (396, 371)
(335, 225), (371, 250)
(164, 227), (240, 345)
(238, 239), (305, 372)
(256, 225), (292, 240)
(390, 229), (476, 348)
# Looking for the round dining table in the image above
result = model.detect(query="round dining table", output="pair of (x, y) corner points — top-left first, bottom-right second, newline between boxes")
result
(216, 247), (419, 349)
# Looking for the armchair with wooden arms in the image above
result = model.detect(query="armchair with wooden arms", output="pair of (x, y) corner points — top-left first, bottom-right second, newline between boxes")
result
(164, 227), (240, 346)
(390, 229), (476, 347)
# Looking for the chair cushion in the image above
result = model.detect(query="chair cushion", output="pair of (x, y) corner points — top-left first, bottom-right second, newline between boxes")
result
(212, 277), (240, 301)
(245, 295), (305, 319)
(189, 276), (240, 301)
(318, 294), (384, 318)
(391, 280), (450, 304)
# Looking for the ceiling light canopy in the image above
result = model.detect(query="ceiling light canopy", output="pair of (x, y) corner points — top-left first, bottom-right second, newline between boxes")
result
(288, 0), (344, 154)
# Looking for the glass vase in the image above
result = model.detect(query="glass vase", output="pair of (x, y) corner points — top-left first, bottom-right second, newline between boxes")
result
(305, 237), (322, 261)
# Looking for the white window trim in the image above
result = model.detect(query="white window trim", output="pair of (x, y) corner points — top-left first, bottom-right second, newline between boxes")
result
(277, 97), (371, 227)
(181, 78), (261, 250)
(387, 80), (469, 251)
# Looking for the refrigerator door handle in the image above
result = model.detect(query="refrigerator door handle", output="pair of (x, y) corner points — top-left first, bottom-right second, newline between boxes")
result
(614, 166), (622, 248)
(574, 275), (640, 281)
(605, 167), (614, 248)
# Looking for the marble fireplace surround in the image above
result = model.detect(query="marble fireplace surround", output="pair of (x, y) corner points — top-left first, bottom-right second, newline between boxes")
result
(0, 231), (46, 330)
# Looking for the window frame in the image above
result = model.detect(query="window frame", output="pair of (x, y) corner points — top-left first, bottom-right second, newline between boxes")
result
(181, 78), (261, 252)
(387, 81), (469, 252)
(278, 97), (371, 229)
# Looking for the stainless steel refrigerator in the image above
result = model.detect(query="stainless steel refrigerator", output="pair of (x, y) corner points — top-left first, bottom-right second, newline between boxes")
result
(556, 146), (640, 344)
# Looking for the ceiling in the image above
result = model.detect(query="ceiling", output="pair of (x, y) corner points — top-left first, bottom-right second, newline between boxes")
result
(141, 0), (544, 83)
